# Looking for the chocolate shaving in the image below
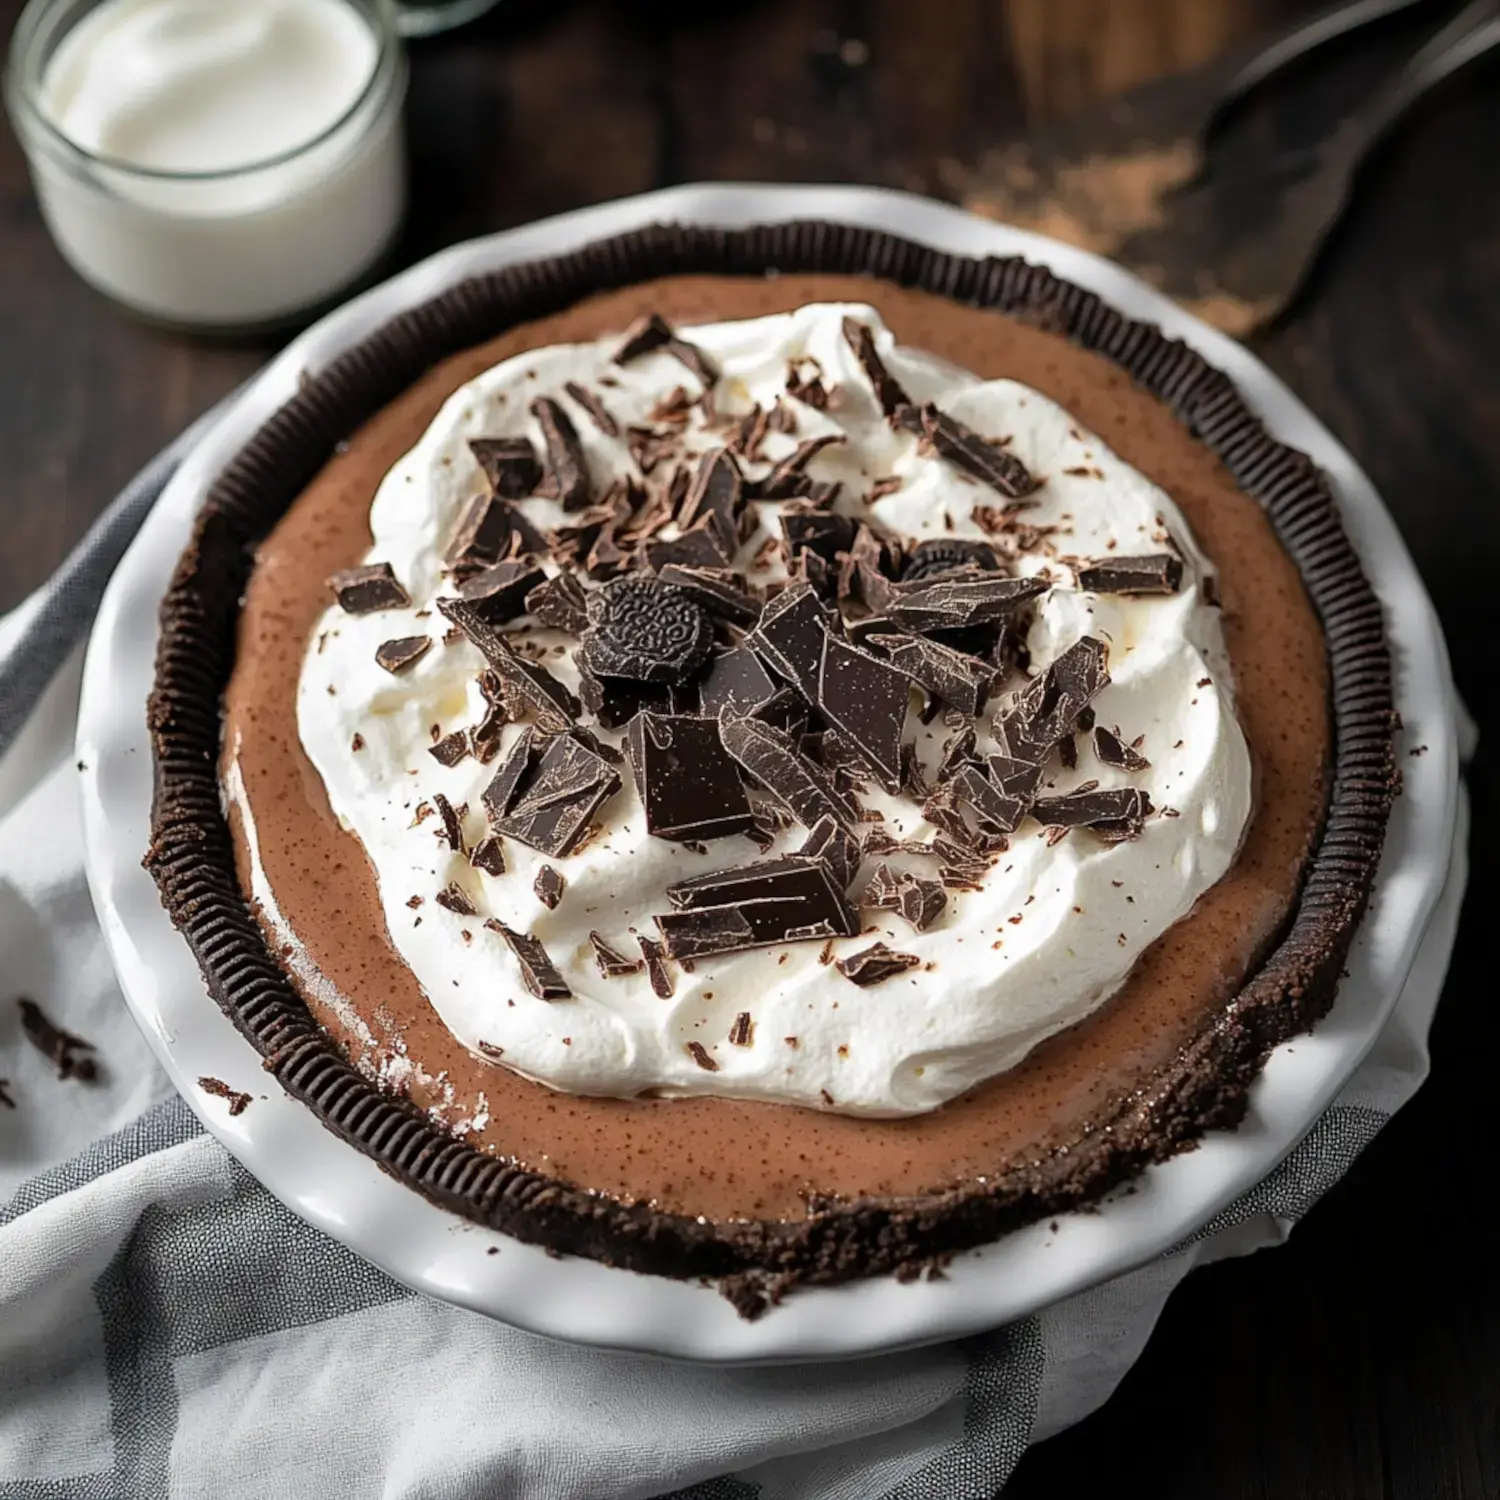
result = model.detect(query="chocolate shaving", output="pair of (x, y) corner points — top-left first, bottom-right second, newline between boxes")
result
(1032, 787), (1154, 830)
(992, 636), (1110, 763)
(589, 931), (643, 978)
(197, 1076), (252, 1115)
(530, 397), (592, 512)
(676, 447), (745, 551)
(1077, 554), (1183, 595)
(444, 492), (545, 572)
(375, 636), (432, 675)
(816, 631), (911, 792)
(613, 311), (674, 363)
(525, 571), (589, 634)
(753, 435), (845, 502)
(18, 999), (97, 1082)
(534, 865), (566, 909)
(579, 575), (713, 685)
(638, 935), (674, 997)
(947, 763), (1027, 835)
(470, 835), (506, 877)
(686, 1041), (720, 1072)
(865, 865), (948, 931)
(1095, 725), (1151, 771)
(798, 813), (860, 891)
(728, 403), (771, 461)
(658, 855), (858, 960)
(432, 792), (465, 852)
(438, 597), (581, 732)
(493, 733), (621, 858)
(0, 1079), (16, 1108)
(427, 730), (471, 768)
(563, 380), (620, 438)
(481, 726), (535, 825)
(655, 565), (760, 627)
(916, 405), (1039, 499)
(626, 712), (756, 842)
(841, 317), (911, 419)
(577, 668), (672, 729)
(328, 563), (409, 615)
(453, 560), (546, 625)
(719, 713), (861, 832)
(642, 519), (732, 572)
(486, 920), (572, 1000)
(872, 631), (994, 717)
(749, 583), (833, 703)
(889, 575), (1047, 634)
(835, 942), (922, 987)
(469, 436), (542, 499)
(665, 337), (718, 390)
(785, 355), (828, 409)
(729, 1012), (754, 1047)
(435, 883), (478, 917)
(780, 505), (857, 563)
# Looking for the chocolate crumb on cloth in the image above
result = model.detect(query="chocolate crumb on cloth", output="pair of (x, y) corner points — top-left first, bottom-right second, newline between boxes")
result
(18, 998), (98, 1082)
(198, 1076), (253, 1116)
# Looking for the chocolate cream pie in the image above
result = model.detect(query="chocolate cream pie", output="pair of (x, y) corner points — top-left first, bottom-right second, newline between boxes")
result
(147, 224), (1396, 1312)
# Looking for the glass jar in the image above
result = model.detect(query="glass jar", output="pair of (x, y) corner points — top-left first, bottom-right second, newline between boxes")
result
(4, 0), (410, 333)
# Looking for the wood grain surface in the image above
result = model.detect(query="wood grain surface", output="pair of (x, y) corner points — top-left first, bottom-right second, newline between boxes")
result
(1, 0), (1495, 1494)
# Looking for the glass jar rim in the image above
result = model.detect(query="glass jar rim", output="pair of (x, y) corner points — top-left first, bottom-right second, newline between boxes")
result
(4, 0), (406, 183)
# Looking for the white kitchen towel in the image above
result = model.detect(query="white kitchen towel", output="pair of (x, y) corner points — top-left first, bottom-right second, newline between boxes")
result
(0, 432), (1470, 1499)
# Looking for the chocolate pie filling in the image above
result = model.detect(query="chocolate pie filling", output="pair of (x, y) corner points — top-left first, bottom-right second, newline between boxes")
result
(221, 273), (1328, 1224)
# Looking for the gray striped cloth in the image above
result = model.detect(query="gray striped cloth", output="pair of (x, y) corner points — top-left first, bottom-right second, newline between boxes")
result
(0, 422), (1465, 1499)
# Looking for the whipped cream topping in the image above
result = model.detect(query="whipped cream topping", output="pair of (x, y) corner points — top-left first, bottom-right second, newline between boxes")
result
(290, 304), (1252, 1116)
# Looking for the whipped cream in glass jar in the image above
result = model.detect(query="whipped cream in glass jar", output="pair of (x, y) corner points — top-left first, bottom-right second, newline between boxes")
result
(5, 0), (408, 331)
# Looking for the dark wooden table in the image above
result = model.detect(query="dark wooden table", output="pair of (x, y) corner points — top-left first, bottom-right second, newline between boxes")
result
(2, 0), (1495, 1493)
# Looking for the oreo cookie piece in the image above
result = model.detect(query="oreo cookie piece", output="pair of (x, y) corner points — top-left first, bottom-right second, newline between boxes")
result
(579, 576), (714, 685)
(901, 539), (998, 583)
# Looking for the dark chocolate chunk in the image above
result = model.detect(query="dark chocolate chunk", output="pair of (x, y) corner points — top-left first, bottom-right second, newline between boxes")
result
(626, 712), (756, 842)
(1094, 725), (1151, 771)
(718, 713), (861, 832)
(1077, 554), (1183, 595)
(889, 574), (1047, 634)
(525, 571), (589, 635)
(816, 631), (911, 791)
(656, 565), (760, 627)
(577, 668), (672, 729)
(470, 835), (507, 877)
(432, 792), (465, 851)
(901, 538), (998, 582)
(534, 865), (566, 909)
(579, 575), (713, 685)
(780, 504), (857, 563)
(677, 448), (745, 550)
(638, 935), (674, 997)
(864, 864), (948, 931)
(613, 311), (674, 364)
(428, 731), (470, 768)
(328, 563), (410, 615)
(917, 406), (1039, 499)
(665, 336), (719, 390)
(835, 942), (922, 987)
(729, 1012), (754, 1046)
(487, 920), (572, 1000)
(0, 1079), (13, 1109)
(749, 583), (832, 702)
(948, 763), (1027, 835)
(469, 436), (542, 498)
(754, 435), (845, 501)
(530, 396), (592, 512)
(727, 403), (771, 461)
(987, 754), (1046, 802)
(198, 1076), (252, 1116)
(992, 636), (1110, 762)
(493, 733), (621, 858)
(481, 726), (536, 825)
(841, 317), (911, 419)
(435, 882), (478, 916)
(589, 931), (643, 978)
(438, 597), (581, 731)
(452, 560), (546, 625)
(785, 355), (828, 409)
(686, 1041), (720, 1072)
(642, 519), (732, 571)
(563, 380), (620, 438)
(657, 855), (858, 960)
(1032, 787), (1154, 829)
(444, 492), (546, 571)
(871, 631), (995, 717)
(375, 635), (432, 675)
(18, 999), (97, 1082)
(697, 647), (781, 721)
(798, 813), (860, 891)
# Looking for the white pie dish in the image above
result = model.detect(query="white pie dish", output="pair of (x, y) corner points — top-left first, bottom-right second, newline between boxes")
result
(76, 183), (1460, 1363)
